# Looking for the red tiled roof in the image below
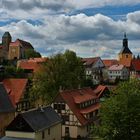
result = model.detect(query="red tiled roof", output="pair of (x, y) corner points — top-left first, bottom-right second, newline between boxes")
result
(131, 59), (140, 71)
(82, 57), (100, 66)
(73, 92), (97, 104)
(18, 60), (42, 72)
(93, 85), (108, 98)
(60, 88), (100, 126)
(80, 103), (100, 114)
(9, 41), (20, 46)
(119, 59), (131, 67)
(3, 79), (28, 107)
(103, 59), (118, 67)
(28, 57), (48, 63)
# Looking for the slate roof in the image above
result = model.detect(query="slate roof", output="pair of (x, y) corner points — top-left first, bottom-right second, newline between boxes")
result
(0, 83), (15, 113)
(7, 106), (62, 132)
(119, 46), (132, 54)
(3, 79), (28, 107)
(9, 39), (33, 49)
(2, 32), (11, 38)
(0, 137), (33, 140)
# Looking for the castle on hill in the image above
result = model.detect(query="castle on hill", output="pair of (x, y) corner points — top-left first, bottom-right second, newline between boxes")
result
(0, 32), (34, 62)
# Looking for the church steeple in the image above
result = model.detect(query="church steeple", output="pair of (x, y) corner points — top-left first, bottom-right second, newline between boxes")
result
(118, 33), (133, 67)
(119, 33), (132, 54)
(123, 32), (128, 48)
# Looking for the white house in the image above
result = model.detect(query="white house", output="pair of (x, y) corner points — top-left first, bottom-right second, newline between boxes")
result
(82, 57), (105, 84)
(108, 64), (129, 82)
(52, 87), (100, 139)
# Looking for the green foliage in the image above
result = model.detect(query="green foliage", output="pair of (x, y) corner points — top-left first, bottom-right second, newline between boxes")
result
(30, 50), (86, 103)
(96, 79), (140, 140)
(24, 49), (41, 59)
(2, 65), (26, 78)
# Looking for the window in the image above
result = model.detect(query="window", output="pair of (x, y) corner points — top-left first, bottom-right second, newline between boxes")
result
(48, 128), (50, 135)
(53, 103), (65, 110)
(42, 131), (45, 139)
(65, 127), (69, 136)
(62, 115), (69, 124)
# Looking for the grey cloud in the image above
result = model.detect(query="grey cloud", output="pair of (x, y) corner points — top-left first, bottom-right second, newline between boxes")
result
(2, 0), (73, 12)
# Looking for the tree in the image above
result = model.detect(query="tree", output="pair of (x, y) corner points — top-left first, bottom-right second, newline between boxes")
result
(24, 49), (41, 59)
(2, 65), (26, 78)
(96, 79), (140, 140)
(30, 50), (86, 103)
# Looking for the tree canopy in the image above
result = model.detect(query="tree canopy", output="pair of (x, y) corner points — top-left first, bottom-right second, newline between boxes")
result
(24, 49), (41, 59)
(30, 50), (86, 103)
(97, 79), (140, 140)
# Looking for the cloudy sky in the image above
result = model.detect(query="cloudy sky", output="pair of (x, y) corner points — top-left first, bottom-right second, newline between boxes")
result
(0, 0), (140, 58)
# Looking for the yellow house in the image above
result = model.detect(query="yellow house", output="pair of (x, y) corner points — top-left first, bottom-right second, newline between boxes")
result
(0, 84), (15, 137)
(2, 106), (62, 140)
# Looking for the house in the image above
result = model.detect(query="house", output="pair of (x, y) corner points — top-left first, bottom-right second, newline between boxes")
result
(102, 59), (119, 80)
(52, 87), (100, 139)
(2, 106), (62, 140)
(108, 64), (129, 82)
(118, 33), (133, 68)
(130, 58), (140, 79)
(82, 57), (105, 84)
(2, 78), (30, 112)
(0, 83), (15, 137)
(8, 39), (34, 60)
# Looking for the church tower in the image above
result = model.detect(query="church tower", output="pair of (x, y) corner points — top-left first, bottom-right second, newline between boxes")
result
(2, 32), (12, 51)
(118, 33), (133, 67)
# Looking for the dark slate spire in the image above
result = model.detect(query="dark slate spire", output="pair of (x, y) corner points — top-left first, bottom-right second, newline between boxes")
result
(2, 32), (11, 38)
(123, 32), (128, 48)
(119, 33), (132, 54)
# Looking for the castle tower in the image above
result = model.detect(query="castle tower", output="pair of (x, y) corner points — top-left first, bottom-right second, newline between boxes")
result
(118, 33), (133, 67)
(2, 32), (12, 51)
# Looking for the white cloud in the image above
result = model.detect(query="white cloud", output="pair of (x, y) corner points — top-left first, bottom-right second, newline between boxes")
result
(1, 11), (140, 58)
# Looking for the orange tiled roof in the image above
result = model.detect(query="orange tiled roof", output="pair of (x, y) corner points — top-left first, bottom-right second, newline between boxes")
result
(103, 59), (118, 67)
(3, 78), (28, 107)
(60, 88), (100, 126)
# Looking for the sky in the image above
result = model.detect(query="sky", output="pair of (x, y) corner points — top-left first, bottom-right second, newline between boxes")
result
(0, 0), (140, 59)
